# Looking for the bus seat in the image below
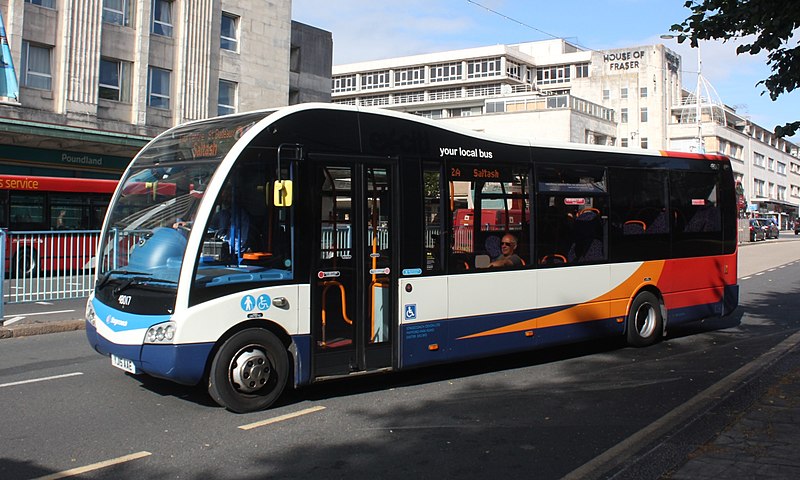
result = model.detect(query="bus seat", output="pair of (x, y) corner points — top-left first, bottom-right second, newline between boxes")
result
(623, 220), (646, 235)
(540, 254), (567, 265)
(646, 211), (668, 234)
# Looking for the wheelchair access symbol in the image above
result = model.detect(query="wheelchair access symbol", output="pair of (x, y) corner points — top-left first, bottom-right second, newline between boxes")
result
(404, 304), (417, 320)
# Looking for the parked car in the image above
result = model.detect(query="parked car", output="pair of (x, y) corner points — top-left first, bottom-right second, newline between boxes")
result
(749, 219), (766, 242)
(755, 218), (780, 239)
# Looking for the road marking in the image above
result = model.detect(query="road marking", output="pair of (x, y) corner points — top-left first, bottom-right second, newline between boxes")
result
(740, 276), (752, 280)
(2, 316), (25, 326)
(238, 405), (326, 430)
(36, 301), (54, 305)
(33, 451), (152, 480)
(0, 372), (83, 389)
(3, 309), (75, 319)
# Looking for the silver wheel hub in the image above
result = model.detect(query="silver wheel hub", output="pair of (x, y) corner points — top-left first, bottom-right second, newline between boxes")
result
(230, 346), (270, 393)
(635, 304), (656, 338)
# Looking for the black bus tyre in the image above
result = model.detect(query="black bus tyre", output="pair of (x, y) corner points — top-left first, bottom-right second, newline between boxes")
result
(208, 328), (289, 413)
(12, 250), (38, 278)
(626, 291), (663, 347)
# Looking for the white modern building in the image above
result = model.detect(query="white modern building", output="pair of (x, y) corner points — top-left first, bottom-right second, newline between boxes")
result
(332, 39), (800, 226)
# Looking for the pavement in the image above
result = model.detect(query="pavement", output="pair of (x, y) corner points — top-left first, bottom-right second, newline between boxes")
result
(2, 239), (800, 479)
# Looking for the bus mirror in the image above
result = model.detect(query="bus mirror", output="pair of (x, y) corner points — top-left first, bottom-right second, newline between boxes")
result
(273, 180), (293, 207)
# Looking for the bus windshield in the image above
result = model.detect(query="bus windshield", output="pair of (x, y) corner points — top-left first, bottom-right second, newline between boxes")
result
(97, 111), (272, 287)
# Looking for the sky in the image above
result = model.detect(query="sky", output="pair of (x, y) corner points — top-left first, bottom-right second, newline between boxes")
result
(292, 0), (800, 142)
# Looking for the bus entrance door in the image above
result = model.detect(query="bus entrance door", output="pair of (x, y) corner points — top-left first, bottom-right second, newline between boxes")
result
(312, 162), (394, 377)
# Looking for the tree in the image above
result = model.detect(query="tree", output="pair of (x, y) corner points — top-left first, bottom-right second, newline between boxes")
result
(671, 0), (800, 137)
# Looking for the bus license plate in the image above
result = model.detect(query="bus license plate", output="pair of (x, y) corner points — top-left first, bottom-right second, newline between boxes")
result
(111, 354), (137, 374)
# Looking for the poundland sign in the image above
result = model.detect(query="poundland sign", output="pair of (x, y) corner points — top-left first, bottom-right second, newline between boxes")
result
(604, 49), (646, 71)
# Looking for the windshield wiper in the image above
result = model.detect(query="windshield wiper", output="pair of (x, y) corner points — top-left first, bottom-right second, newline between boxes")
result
(96, 269), (152, 290)
(113, 277), (178, 295)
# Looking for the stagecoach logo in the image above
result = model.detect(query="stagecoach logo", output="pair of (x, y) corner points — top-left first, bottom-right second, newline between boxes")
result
(105, 315), (128, 327)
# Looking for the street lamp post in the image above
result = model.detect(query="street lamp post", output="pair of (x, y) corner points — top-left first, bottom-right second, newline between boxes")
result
(661, 34), (704, 153)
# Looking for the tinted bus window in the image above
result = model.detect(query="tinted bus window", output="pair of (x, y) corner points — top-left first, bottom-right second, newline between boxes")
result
(536, 164), (607, 265)
(9, 192), (46, 230)
(424, 164), (444, 274)
(449, 164), (530, 270)
(608, 168), (669, 262)
(671, 171), (723, 258)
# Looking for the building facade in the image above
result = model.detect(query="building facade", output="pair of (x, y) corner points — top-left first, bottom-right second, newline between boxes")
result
(0, 0), (331, 180)
(332, 39), (800, 226)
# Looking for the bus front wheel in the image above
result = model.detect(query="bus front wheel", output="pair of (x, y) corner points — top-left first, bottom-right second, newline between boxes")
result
(208, 328), (289, 413)
(626, 291), (663, 347)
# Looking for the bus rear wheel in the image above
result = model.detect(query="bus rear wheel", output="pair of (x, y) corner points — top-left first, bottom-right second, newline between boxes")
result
(208, 328), (289, 413)
(12, 250), (38, 278)
(626, 291), (663, 347)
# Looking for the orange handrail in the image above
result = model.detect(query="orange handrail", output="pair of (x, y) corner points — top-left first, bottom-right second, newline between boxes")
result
(320, 280), (353, 347)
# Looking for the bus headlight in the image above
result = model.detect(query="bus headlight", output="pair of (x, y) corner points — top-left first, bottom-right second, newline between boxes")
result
(85, 301), (97, 327)
(145, 322), (176, 344)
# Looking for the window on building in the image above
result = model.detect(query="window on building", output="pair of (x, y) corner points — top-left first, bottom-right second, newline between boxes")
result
(218, 80), (237, 116)
(430, 62), (462, 83)
(103, 0), (132, 26)
(536, 65), (571, 85)
(620, 87), (628, 99)
(20, 41), (52, 90)
(332, 75), (356, 93)
(99, 58), (131, 102)
(768, 158), (775, 170)
(778, 186), (787, 201)
(778, 162), (786, 175)
(640, 107), (648, 122)
(576, 63), (589, 78)
(221, 12), (239, 51)
(506, 61), (521, 80)
(620, 108), (628, 123)
(25, 0), (55, 8)
(602, 89), (610, 100)
(147, 67), (171, 109)
(754, 179), (765, 196)
(151, 0), (173, 37)
(361, 70), (390, 90)
(467, 58), (501, 79)
(754, 152), (765, 167)
(640, 137), (648, 149)
(395, 67), (425, 86)
(640, 87), (648, 98)
(620, 138), (628, 148)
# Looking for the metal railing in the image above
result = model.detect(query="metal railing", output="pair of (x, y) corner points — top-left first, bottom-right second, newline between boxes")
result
(2, 230), (101, 304)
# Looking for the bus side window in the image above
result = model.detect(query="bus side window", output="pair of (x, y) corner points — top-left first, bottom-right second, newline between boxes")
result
(423, 165), (444, 273)
(448, 164), (530, 271)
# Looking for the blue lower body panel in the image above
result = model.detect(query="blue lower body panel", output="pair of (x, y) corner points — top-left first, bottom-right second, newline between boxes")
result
(86, 322), (214, 386)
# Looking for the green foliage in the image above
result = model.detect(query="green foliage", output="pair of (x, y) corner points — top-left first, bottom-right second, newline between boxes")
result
(671, 0), (800, 137)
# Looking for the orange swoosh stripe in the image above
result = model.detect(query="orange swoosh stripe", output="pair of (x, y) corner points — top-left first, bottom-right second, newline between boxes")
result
(458, 261), (665, 339)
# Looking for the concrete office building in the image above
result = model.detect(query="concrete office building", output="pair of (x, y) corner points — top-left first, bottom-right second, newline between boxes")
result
(0, 0), (331, 179)
(332, 39), (800, 226)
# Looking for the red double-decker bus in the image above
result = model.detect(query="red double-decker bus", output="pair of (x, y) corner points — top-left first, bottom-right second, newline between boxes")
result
(0, 174), (118, 231)
(1, 174), (118, 276)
